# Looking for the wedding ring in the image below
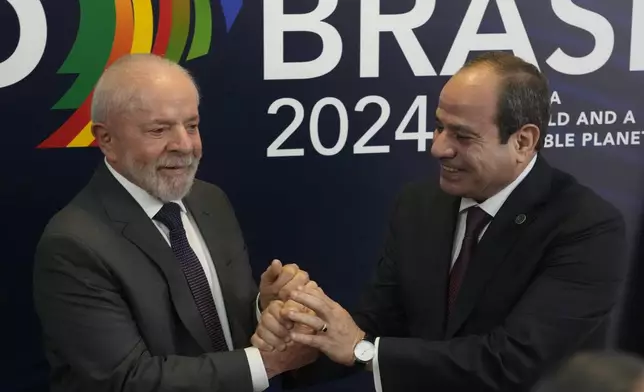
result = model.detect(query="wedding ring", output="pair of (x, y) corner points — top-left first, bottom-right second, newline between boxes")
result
(319, 323), (328, 333)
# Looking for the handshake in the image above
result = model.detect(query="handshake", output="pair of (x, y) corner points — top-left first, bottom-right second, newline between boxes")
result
(254, 260), (368, 379)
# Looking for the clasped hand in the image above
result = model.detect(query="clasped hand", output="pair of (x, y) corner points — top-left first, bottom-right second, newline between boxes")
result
(255, 264), (365, 368)
(256, 260), (318, 378)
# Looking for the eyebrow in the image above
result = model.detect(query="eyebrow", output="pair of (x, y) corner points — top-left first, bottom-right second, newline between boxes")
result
(147, 116), (200, 125)
(435, 116), (476, 135)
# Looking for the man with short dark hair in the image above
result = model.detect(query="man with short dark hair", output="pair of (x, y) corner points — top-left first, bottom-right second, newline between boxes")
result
(253, 51), (629, 391)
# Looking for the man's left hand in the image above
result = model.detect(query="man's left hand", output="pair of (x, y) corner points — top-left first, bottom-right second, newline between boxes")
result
(285, 286), (365, 366)
(259, 260), (310, 311)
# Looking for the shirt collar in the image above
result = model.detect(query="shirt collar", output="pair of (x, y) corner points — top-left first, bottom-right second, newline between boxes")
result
(104, 158), (187, 219)
(459, 154), (537, 217)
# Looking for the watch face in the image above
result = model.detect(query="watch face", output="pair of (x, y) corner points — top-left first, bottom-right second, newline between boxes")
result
(354, 340), (375, 362)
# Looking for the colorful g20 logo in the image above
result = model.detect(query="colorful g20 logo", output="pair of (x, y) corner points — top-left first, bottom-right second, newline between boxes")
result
(0, 0), (242, 148)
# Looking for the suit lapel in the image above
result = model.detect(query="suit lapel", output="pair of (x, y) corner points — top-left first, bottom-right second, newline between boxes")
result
(445, 156), (553, 338)
(416, 187), (460, 338)
(91, 165), (214, 352)
(184, 190), (248, 349)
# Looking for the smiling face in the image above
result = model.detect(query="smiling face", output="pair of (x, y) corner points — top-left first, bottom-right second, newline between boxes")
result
(92, 59), (202, 202)
(431, 66), (530, 201)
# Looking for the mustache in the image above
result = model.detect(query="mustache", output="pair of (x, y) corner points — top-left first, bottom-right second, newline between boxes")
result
(156, 153), (199, 168)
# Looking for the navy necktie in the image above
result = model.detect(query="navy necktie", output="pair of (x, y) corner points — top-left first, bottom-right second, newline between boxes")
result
(154, 202), (228, 352)
(447, 206), (491, 315)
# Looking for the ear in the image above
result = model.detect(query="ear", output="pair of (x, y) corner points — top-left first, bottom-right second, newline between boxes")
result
(512, 124), (540, 162)
(91, 122), (117, 161)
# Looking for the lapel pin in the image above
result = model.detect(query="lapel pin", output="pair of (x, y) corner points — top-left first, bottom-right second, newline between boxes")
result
(515, 214), (526, 225)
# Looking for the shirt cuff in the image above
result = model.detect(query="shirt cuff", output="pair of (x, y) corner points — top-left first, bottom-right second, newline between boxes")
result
(244, 347), (270, 392)
(372, 337), (383, 392)
(255, 293), (262, 322)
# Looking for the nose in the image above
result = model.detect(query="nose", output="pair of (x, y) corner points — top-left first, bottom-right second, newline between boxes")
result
(431, 130), (456, 160)
(168, 125), (193, 153)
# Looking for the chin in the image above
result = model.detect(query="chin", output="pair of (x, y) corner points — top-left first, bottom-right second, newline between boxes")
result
(439, 178), (466, 197)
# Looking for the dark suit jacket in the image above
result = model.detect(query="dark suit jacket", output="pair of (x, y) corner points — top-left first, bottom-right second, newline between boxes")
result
(33, 163), (259, 392)
(289, 155), (628, 392)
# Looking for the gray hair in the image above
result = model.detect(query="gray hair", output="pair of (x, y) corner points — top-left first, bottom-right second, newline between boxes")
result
(90, 54), (199, 124)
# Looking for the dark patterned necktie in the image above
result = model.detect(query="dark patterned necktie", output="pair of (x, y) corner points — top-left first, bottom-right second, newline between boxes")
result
(154, 202), (228, 352)
(447, 206), (491, 315)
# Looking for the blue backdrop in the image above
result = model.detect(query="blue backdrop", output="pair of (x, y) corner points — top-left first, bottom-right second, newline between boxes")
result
(3, 0), (644, 391)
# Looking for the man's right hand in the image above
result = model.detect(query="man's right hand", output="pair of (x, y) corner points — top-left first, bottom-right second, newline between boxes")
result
(259, 336), (319, 379)
(252, 282), (321, 378)
(253, 281), (321, 352)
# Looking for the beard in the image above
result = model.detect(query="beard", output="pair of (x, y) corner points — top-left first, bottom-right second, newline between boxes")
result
(122, 151), (200, 202)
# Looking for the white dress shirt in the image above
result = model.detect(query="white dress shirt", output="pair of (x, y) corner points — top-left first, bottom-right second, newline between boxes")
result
(371, 155), (537, 392)
(105, 160), (269, 392)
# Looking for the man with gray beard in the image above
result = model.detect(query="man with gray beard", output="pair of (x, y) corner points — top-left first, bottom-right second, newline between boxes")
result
(32, 54), (317, 392)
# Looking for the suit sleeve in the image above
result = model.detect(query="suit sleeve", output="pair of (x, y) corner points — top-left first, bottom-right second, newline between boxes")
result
(33, 234), (257, 392)
(352, 203), (409, 338)
(281, 192), (410, 390)
(372, 204), (628, 391)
